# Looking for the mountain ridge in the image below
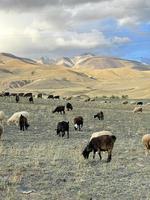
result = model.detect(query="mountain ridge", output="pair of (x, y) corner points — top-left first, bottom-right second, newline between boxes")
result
(0, 52), (150, 98)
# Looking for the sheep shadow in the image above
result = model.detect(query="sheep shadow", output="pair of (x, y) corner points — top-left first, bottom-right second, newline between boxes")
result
(87, 159), (110, 167)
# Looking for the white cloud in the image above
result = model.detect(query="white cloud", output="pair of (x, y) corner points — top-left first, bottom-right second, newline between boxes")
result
(0, 0), (148, 57)
(111, 36), (131, 45)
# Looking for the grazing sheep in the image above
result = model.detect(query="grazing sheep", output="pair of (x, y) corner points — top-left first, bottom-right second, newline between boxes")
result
(52, 106), (65, 114)
(37, 93), (42, 98)
(48, 95), (54, 99)
(24, 93), (32, 97)
(84, 98), (90, 102)
(90, 130), (112, 141)
(56, 121), (69, 138)
(15, 95), (20, 103)
(66, 103), (73, 111)
(142, 134), (150, 156)
(122, 101), (128, 104)
(29, 96), (34, 103)
(53, 95), (60, 99)
(0, 111), (6, 124)
(0, 124), (4, 140)
(74, 116), (83, 131)
(133, 107), (142, 113)
(94, 111), (104, 120)
(19, 115), (30, 131)
(82, 134), (116, 162)
(7, 111), (29, 126)
(137, 101), (143, 105)
(130, 101), (136, 105)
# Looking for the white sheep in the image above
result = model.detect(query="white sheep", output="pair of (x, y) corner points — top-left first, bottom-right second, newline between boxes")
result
(142, 134), (150, 156)
(7, 111), (29, 126)
(133, 107), (142, 113)
(90, 130), (112, 141)
(0, 111), (7, 125)
(0, 124), (4, 140)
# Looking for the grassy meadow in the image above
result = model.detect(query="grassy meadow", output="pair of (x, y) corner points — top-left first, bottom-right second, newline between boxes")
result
(0, 97), (150, 200)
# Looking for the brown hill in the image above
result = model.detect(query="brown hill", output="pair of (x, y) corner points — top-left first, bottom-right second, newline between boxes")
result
(0, 53), (150, 98)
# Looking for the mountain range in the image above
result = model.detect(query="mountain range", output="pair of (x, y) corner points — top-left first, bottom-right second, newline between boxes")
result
(0, 52), (150, 99)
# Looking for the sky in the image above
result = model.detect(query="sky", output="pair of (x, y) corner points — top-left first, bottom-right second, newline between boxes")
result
(0, 0), (150, 61)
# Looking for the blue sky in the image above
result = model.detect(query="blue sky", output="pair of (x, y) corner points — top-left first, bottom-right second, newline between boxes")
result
(0, 0), (149, 61)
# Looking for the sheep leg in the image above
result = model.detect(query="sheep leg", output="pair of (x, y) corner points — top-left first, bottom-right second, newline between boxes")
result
(67, 131), (69, 139)
(79, 125), (81, 131)
(62, 131), (65, 137)
(107, 150), (112, 162)
(98, 151), (102, 160)
(93, 149), (96, 159)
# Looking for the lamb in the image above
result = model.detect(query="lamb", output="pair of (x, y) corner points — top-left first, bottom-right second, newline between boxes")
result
(133, 107), (142, 113)
(0, 124), (4, 140)
(74, 116), (83, 131)
(0, 111), (6, 125)
(82, 134), (116, 162)
(7, 111), (29, 126)
(142, 134), (150, 156)
(19, 115), (30, 131)
(94, 111), (104, 120)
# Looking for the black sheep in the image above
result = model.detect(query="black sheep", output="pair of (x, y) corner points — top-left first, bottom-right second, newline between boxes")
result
(19, 115), (30, 131)
(15, 95), (20, 103)
(56, 121), (69, 138)
(52, 106), (65, 114)
(66, 102), (73, 111)
(94, 111), (104, 120)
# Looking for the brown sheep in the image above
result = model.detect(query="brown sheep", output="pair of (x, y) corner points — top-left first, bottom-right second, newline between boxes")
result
(142, 134), (150, 156)
(133, 107), (142, 113)
(74, 116), (83, 131)
(82, 134), (116, 162)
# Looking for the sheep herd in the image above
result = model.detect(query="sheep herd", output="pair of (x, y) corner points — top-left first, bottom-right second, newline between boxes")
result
(0, 98), (149, 164)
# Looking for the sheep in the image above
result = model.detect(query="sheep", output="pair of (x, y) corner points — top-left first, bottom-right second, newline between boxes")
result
(0, 111), (6, 125)
(56, 121), (69, 138)
(7, 111), (29, 126)
(122, 101), (128, 104)
(90, 130), (112, 141)
(133, 107), (142, 113)
(137, 101), (143, 105)
(29, 96), (34, 103)
(94, 111), (104, 120)
(66, 102), (73, 111)
(142, 134), (150, 156)
(82, 134), (116, 162)
(15, 95), (20, 103)
(19, 115), (30, 131)
(52, 106), (65, 114)
(74, 116), (83, 131)
(0, 124), (4, 140)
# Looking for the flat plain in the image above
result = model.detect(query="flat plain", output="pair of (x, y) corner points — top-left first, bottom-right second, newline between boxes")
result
(0, 97), (150, 200)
